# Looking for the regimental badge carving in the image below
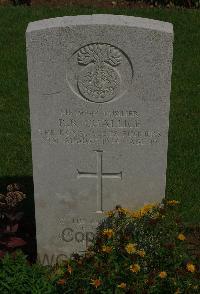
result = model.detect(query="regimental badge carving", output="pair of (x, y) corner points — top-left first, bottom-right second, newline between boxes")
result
(77, 44), (122, 103)
(67, 43), (133, 103)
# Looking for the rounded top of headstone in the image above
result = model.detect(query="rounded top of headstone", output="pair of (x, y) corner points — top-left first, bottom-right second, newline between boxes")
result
(26, 14), (173, 35)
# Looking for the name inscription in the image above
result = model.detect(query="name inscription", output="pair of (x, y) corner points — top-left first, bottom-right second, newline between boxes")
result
(39, 107), (161, 146)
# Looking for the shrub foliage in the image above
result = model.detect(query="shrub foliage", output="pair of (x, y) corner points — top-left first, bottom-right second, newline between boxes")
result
(0, 183), (27, 258)
(54, 200), (200, 293)
(0, 251), (55, 293)
(0, 199), (199, 293)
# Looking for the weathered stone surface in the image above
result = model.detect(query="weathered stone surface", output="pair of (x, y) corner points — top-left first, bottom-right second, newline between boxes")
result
(26, 14), (173, 264)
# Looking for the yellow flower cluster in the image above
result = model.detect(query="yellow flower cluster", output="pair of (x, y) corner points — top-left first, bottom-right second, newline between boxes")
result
(167, 200), (180, 206)
(114, 203), (157, 219)
(159, 271), (167, 278)
(125, 243), (146, 257)
(130, 263), (140, 273)
(177, 233), (186, 241)
(104, 210), (114, 217)
(101, 245), (113, 253)
(115, 207), (132, 215)
(117, 282), (126, 289)
(125, 243), (137, 254)
(137, 249), (146, 257)
(102, 228), (114, 238)
(186, 262), (196, 273)
(104, 200), (180, 222)
(134, 203), (157, 217)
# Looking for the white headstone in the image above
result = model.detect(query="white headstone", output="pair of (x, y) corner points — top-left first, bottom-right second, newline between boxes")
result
(26, 14), (173, 265)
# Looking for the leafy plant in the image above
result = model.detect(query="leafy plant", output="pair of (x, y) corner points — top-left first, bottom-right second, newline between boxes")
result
(0, 251), (55, 294)
(0, 199), (199, 293)
(0, 183), (27, 258)
(54, 200), (200, 293)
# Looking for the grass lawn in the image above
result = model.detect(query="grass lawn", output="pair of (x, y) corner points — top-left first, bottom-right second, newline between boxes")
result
(0, 5), (199, 224)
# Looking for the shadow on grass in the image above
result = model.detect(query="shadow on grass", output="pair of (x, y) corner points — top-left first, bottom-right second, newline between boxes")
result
(0, 176), (37, 263)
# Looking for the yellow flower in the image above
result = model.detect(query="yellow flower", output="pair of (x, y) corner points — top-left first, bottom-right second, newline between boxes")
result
(117, 282), (126, 289)
(102, 228), (114, 238)
(130, 211), (141, 218)
(116, 207), (135, 217)
(186, 262), (196, 273)
(137, 249), (146, 257)
(101, 245), (112, 253)
(167, 200), (180, 206)
(141, 203), (157, 213)
(130, 263), (140, 273)
(116, 207), (126, 213)
(125, 243), (137, 254)
(131, 203), (157, 218)
(159, 271), (167, 278)
(123, 208), (133, 215)
(90, 278), (101, 288)
(104, 210), (114, 217)
(177, 233), (186, 241)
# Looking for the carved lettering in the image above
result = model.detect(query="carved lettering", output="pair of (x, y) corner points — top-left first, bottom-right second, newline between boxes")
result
(38, 107), (161, 146)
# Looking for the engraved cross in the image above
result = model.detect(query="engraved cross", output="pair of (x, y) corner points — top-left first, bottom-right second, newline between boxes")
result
(77, 150), (122, 213)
